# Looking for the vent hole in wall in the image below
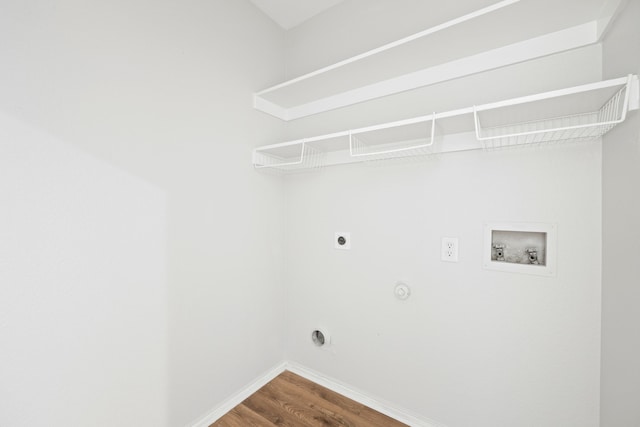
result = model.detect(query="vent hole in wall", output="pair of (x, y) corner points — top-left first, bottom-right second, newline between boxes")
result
(311, 330), (326, 347)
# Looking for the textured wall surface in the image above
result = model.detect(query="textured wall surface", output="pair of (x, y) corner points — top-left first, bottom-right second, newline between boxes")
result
(0, 113), (168, 426)
(601, 1), (640, 425)
(0, 1), (286, 426)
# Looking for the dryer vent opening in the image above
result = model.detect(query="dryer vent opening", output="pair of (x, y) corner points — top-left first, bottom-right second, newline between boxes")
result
(311, 330), (326, 347)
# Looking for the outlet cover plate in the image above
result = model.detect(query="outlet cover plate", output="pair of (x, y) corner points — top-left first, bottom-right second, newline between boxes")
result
(441, 237), (459, 262)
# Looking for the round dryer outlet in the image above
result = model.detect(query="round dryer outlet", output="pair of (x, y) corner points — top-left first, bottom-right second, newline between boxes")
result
(334, 232), (351, 250)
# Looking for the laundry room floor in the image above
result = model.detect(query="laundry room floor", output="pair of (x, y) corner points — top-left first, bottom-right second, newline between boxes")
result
(211, 370), (408, 426)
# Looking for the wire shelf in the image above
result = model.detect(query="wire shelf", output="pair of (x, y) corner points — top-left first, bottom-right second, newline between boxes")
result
(474, 78), (631, 150)
(349, 115), (436, 161)
(253, 143), (325, 173)
(252, 75), (638, 171)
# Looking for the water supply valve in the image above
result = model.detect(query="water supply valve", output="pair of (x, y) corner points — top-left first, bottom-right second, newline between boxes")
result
(493, 243), (505, 261)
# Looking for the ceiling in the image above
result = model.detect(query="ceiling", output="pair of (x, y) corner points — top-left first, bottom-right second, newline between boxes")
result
(250, 0), (346, 30)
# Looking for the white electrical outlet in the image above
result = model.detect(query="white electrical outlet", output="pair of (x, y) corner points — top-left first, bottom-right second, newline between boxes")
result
(441, 237), (459, 262)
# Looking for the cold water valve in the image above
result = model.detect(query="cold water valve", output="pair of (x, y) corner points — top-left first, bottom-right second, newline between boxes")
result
(527, 248), (539, 265)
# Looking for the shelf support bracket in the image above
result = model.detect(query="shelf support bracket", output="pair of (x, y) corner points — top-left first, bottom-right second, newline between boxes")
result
(628, 74), (639, 111)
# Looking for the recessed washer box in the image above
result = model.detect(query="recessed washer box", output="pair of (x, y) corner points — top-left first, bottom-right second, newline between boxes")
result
(483, 222), (556, 276)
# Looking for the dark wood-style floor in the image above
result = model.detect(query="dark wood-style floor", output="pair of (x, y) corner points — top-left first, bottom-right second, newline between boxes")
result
(211, 370), (408, 427)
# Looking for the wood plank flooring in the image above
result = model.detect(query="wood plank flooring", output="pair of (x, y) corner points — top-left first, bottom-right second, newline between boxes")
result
(211, 370), (408, 427)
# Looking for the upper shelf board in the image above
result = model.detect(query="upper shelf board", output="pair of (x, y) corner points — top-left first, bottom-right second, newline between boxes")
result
(253, 0), (624, 121)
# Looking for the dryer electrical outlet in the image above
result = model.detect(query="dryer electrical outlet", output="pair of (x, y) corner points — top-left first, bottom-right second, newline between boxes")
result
(441, 237), (459, 262)
(335, 232), (351, 250)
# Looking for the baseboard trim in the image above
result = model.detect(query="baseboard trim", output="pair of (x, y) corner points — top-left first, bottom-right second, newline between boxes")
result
(190, 361), (287, 427)
(284, 361), (446, 427)
(190, 360), (446, 427)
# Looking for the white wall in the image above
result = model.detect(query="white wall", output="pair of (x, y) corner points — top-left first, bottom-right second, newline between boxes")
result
(0, 113), (168, 426)
(0, 1), (286, 426)
(283, 3), (603, 426)
(601, 1), (640, 425)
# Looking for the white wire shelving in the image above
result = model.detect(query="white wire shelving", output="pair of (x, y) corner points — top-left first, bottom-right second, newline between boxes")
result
(473, 76), (634, 149)
(252, 74), (639, 173)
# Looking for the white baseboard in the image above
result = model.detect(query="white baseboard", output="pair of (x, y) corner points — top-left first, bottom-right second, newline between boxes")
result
(189, 360), (446, 427)
(189, 361), (287, 427)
